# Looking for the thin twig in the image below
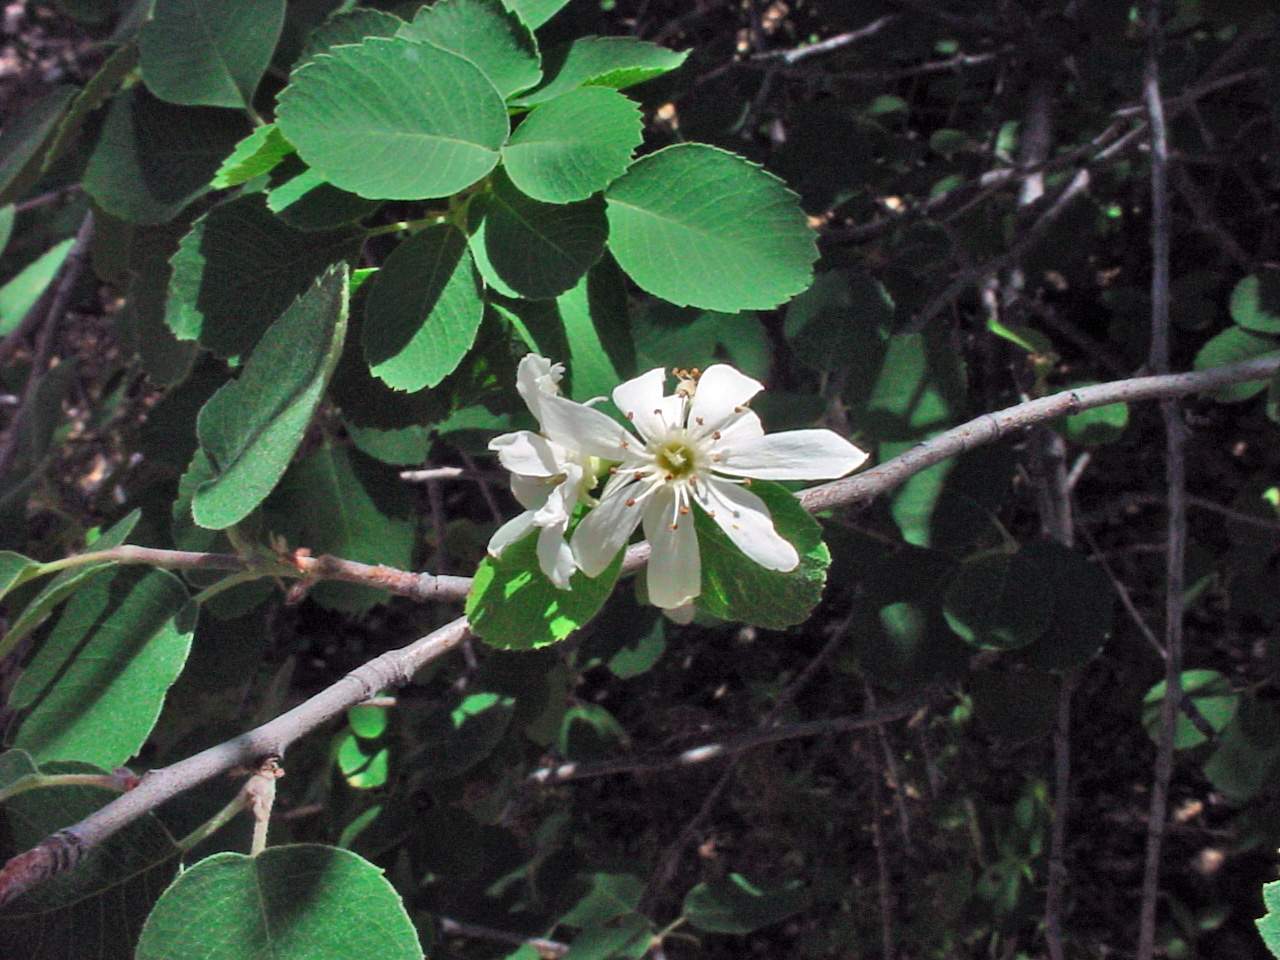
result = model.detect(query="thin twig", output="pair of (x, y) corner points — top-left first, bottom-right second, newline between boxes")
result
(1139, 4), (1185, 954)
(752, 15), (899, 64)
(438, 917), (569, 959)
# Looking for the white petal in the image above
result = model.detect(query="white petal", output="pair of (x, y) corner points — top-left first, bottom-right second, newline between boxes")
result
(488, 511), (535, 557)
(708, 407), (765, 447)
(642, 491), (701, 608)
(533, 463), (581, 526)
(687, 365), (763, 437)
(571, 479), (647, 576)
(698, 478), (799, 571)
(537, 392), (634, 460)
(510, 473), (552, 511)
(611, 367), (673, 441)
(537, 523), (576, 589)
(515, 354), (563, 420)
(663, 603), (697, 625)
(715, 429), (870, 480)
(491, 430), (562, 478)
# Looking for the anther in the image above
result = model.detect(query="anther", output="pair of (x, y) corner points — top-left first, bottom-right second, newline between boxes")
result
(620, 440), (629, 449)
(653, 409), (661, 415)
(665, 473), (674, 481)
(626, 498), (636, 507)
(626, 411), (635, 421)
(669, 523), (679, 531)
(634, 471), (644, 479)
(734, 406), (745, 413)
(712, 431), (721, 440)
(679, 506), (690, 515)
(695, 417), (704, 425)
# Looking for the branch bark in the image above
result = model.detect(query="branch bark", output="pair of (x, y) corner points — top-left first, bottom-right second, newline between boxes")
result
(1, 354), (1279, 906)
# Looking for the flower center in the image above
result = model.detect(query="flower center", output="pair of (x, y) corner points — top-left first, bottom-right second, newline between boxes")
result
(654, 438), (699, 480)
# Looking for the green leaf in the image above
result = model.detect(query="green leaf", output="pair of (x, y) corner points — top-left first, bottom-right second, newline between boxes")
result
(264, 444), (414, 612)
(398, 0), (541, 99)
(682, 874), (810, 934)
(1010, 540), (1112, 672)
(0, 761), (180, 960)
(116, 221), (200, 388)
(784, 269), (891, 376)
(348, 703), (388, 739)
(943, 549), (1054, 650)
(363, 223), (484, 391)
(694, 480), (829, 630)
(0, 204), (13, 253)
(406, 692), (515, 782)
(43, 43), (141, 178)
(1193, 325), (1280, 402)
(466, 528), (624, 649)
(1204, 697), (1280, 804)
(165, 192), (361, 357)
(11, 568), (194, 767)
(562, 874), (646, 928)
(0, 237), (74, 336)
(0, 550), (40, 603)
(300, 7), (404, 63)
(502, 87), (641, 203)
(1143, 669), (1238, 750)
(135, 845), (424, 960)
(139, 0), (286, 108)
(83, 87), (251, 225)
(1260, 868), (1280, 956)
(266, 165), (382, 230)
(189, 265), (348, 529)
(562, 916), (652, 960)
(502, 0), (569, 29)
(0, 510), (140, 658)
(604, 144), (817, 311)
(1230, 267), (1280, 334)
(557, 254), (634, 402)
(515, 36), (688, 106)
(862, 331), (968, 441)
(211, 124), (295, 188)
(472, 168), (607, 299)
(0, 85), (76, 207)
(276, 35), (508, 200)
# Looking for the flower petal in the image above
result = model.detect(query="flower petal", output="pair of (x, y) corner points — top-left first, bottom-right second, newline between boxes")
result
(537, 523), (576, 589)
(715, 429), (870, 480)
(687, 364), (764, 438)
(537, 391), (634, 461)
(510, 473), (552, 510)
(515, 353), (563, 420)
(491, 430), (562, 478)
(698, 478), (799, 571)
(611, 367), (674, 442)
(488, 510), (535, 557)
(642, 491), (701, 608)
(571, 478), (647, 576)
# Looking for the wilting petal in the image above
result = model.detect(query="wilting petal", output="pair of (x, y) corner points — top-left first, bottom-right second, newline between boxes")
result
(537, 522), (576, 589)
(611, 367), (675, 442)
(571, 479), (648, 576)
(687, 365), (764, 438)
(491, 430), (562, 478)
(537, 391), (633, 460)
(642, 491), (701, 608)
(716, 429), (869, 481)
(698, 479), (799, 571)
(488, 510), (536, 558)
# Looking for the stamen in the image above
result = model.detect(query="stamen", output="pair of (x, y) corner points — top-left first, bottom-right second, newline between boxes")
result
(625, 498), (636, 507)
(708, 510), (716, 518)
(689, 476), (697, 486)
(665, 473), (674, 481)
(743, 478), (752, 486)
(610, 467), (618, 474)
(634, 471), (644, 479)
(620, 440), (629, 449)
(734, 406), (745, 413)
(669, 523), (679, 531)
(679, 506), (690, 514)
(695, 417), (704, 425)
(711, 454), (723, 462)
(653, 409), (661, 416)
(712, 431), (721, 440)
(626, 411), (635, 421)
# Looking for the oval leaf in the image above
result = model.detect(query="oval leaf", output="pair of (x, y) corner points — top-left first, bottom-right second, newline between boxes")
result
(398, 0), (541, 99)
(503, 87), (641, 202)
(466, 527), (624, 649)
(276, 36), (508, 200)
(694, 479), (829, 629)
(190, 265), (349, 529)
(682, 874), (810, 934)
(605, 144), (817, 311)
(11, 568), (194, 767)
(472, 169), (607, 299)
(138, 0), (286, 109)
(135, 845), (423, 960)
(942, 549), (1053, 650)
(1230, 267), (1280, 334)
(1193, 325), (1280, 403)
(516, 36), (688, 106)
(364, 223), (484, 391)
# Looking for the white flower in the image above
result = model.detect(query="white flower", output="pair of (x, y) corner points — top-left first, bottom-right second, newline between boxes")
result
(486, 355), (600, 588)
(532, 363), (870, 609)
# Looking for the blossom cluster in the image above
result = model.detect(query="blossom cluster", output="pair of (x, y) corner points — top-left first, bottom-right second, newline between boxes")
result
(487, 355), (869, 611)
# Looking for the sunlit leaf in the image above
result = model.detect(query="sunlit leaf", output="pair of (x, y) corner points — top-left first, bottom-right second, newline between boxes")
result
(398, 0), (540, 99)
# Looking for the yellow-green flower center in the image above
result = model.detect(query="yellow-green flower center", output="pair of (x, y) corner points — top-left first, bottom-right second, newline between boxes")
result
(655, 439), (698, 480)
